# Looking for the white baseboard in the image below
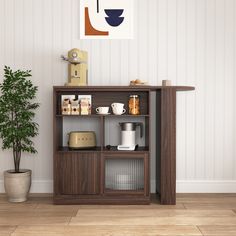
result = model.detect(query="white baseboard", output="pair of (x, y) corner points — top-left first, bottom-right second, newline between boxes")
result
(176, 180), (236, 193)
(151, 180), (236, 193)
(1, 180), (236, 193)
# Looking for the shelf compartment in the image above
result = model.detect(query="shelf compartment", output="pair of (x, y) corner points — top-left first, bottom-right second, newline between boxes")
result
(62, 116), (102, 147)
(56, 91), (150, 115)
(56, 114), (103, 117)
(104, 116), (148, 147)
(57, 146), (149, 153)
(57, 146), (102, 153)
(103, 146), (149, 153)
(56, 114), (149, 117)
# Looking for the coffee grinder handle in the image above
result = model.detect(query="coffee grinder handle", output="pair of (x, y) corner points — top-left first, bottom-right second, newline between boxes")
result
(136, 122), (143, 138)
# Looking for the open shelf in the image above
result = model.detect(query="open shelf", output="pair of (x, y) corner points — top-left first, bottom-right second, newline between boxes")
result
(57, 146), (149, 153)
(56, 91), (150, 115)
(56, 114), (149, 117)
(57, 146), (102, 153)
(56, 114), (103, 118)
(103, 146), (149, 153)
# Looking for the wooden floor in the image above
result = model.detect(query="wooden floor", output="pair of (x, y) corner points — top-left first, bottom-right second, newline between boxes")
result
(0, 194), (236, 235)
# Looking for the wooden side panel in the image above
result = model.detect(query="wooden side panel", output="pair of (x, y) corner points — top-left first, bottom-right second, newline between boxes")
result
(53, 90), (62, 196)
(144, 153), (150, 197)
(59, 152), (100, 195)
(156, 91), (161, 194)
(160, 88), (176, 205)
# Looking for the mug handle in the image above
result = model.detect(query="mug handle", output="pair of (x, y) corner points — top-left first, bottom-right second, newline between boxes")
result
(96, 108), (99, 112)
(122, 109), (126, 114)
(111, 103), (114, 108)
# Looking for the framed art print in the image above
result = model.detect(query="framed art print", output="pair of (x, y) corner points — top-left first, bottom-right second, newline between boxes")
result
(80, 0), (134, 39)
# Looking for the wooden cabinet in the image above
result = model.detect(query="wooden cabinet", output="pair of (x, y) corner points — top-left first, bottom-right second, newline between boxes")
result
(53, 86), (194, 205)
(53, 86), (151, 204)
(58, 152), (99, 195)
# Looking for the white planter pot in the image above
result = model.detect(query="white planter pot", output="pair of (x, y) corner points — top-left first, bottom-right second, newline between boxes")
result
(4, 169), (32, 203)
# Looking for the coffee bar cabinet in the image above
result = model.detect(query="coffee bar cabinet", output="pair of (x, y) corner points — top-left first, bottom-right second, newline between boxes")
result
(53, 86), (194, 205)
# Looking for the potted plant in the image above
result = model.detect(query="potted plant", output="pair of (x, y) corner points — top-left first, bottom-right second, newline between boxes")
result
(0, 66), (39, 202)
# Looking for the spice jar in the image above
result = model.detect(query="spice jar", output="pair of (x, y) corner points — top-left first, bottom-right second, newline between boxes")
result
(129, 95), (140, 115)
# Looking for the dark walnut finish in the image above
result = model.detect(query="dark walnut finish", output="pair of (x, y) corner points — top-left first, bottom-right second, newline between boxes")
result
(55, 91), (149, 115)
(53, 86), (194, 205)
(160, 89), (176, 204)
(59, 152), (99, 195)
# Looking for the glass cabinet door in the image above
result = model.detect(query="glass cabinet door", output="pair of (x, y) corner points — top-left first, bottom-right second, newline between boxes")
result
(102, 153), (149, 194)
(105, 158), (144, 191)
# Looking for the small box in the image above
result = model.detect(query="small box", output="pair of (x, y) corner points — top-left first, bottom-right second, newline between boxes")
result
(62, 104), (71, 115)
(80, 98), (90, 115)
(61, 98), (71, 115)
(71, 99), (80, 115)
(79, 95), (92, 115)
(61, 95), (76, 115)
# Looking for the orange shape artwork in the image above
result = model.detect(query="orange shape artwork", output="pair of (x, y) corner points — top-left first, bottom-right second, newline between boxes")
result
(85, 7), (109, 36)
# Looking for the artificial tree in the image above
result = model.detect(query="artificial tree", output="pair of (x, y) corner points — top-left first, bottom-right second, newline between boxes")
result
(0, 66), (39, 173)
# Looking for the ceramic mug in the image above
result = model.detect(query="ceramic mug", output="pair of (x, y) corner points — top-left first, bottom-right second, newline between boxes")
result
(111, 103), (126, 115)
(96, 107), (109, 114)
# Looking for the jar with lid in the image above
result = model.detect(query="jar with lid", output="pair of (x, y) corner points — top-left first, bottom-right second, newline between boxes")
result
(128, 95), (140, 115)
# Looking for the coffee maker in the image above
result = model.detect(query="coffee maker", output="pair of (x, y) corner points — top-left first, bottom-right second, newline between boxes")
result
(117, 122), (143, 151)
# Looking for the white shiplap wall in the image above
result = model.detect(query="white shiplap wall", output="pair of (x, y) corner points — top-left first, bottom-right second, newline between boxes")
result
(0, 0), (236, 193)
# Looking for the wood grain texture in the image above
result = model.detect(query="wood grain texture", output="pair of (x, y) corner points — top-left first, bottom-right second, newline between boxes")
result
(70, 216), (236, 226)
(1, 194), (236, 235)
(58, 152), (100, 195)
(199, 225), (236, 235)
(160, 88), (176, 204)
(53, 86), (192, 205)
(76, 209), (236, 217)
(12, 225), (201, 236)
(54, 87), (152, 204)
(0, 216), (70, 226)
(177, 193), (236, 203)
(53, 86), (195, 91)
(178, 193), (236, 210)
(184, 203), (236, 210)
(0, 226), (16, 235)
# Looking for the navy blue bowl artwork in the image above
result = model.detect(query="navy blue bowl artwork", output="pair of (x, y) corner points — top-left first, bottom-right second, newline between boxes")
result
(104, 9), (124, 27)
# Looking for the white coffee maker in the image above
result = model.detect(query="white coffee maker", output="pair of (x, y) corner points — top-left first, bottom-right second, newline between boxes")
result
(117, 122), (143, 151)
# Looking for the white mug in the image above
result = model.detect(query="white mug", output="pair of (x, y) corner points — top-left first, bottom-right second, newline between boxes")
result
(111, 103), (126, 115)
(96, 107), (109, 114)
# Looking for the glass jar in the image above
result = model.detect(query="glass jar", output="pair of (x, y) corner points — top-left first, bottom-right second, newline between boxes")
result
(129, 95), (140, 115)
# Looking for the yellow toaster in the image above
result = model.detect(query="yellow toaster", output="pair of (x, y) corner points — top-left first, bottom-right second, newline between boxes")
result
(68, 131), (96, 149)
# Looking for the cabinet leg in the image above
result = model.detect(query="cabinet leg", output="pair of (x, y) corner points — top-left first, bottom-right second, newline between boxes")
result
(160, 88), (176, 205)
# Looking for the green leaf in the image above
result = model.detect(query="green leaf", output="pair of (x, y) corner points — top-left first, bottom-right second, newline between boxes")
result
(0, 66), (40, 172)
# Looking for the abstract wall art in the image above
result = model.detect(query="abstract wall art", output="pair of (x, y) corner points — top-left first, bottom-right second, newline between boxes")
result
(80, 0), (134, 39)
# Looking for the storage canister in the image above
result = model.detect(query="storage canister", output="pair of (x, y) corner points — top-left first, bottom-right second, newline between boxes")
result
(128, 95), (140, 115)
